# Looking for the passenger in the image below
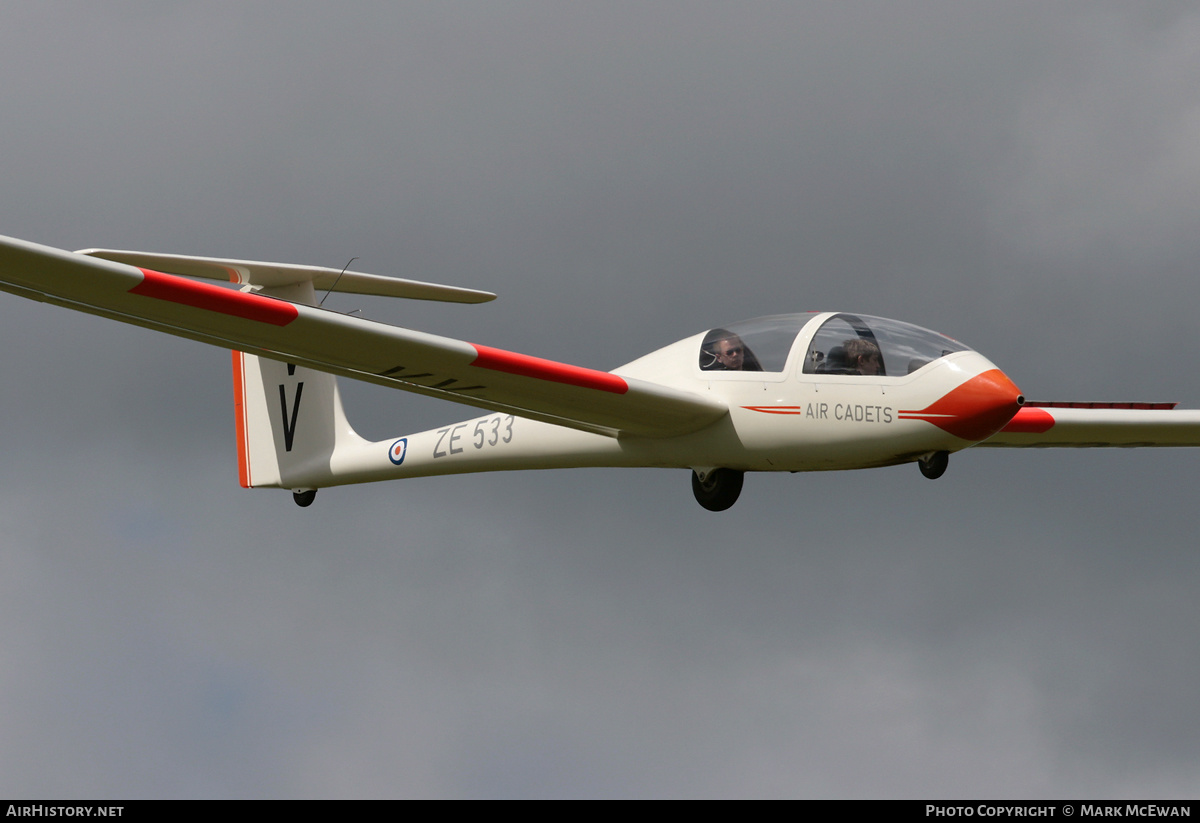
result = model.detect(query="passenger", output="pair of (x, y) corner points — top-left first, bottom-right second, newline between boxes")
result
(700, 329), (762, 371)
(843, 338), (883, 375)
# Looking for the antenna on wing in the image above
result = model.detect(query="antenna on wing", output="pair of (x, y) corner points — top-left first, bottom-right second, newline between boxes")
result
(318, 257), (358, 307)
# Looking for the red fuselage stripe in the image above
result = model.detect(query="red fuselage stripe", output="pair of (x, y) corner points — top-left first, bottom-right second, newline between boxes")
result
(129, 269), (299, 326)
(895, 369), (1023, 441)
(470, 344), (629, 394)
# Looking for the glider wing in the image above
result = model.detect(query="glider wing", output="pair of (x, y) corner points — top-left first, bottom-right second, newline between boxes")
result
(979, 402), (1200, 447)
(0, 236), (726, 438)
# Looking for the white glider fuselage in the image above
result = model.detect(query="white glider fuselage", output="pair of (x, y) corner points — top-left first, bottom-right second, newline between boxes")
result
(296, 317), (1021, 489)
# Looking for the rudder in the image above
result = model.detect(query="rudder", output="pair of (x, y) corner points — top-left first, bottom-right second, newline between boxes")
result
(230, 281), (367, 490)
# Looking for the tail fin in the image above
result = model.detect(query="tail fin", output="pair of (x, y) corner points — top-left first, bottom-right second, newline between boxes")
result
(230, 281), (368, 490)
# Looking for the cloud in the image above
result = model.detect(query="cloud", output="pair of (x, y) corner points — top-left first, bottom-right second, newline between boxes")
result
(1, 1), (1198, 798)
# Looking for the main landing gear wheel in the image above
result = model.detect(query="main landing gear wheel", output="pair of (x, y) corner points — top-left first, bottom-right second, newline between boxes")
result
(691, 468), (744, 511)
(293, 489), (317, 507)
(918, 451), (949, 480)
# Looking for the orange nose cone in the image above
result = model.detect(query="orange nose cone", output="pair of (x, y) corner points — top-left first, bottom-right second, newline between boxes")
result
(898, 369), (1024, 442)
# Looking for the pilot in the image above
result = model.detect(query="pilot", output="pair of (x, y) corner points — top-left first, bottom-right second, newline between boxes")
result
(843, 338), (883, 375)
(700, 329), (762, 371)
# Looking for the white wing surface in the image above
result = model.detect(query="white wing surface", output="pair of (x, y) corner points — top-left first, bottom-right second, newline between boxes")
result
(0, 236), (726, 438)
(980, 402), (1200, 447)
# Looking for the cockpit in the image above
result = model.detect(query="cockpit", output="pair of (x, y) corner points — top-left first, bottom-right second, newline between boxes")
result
(698, 313), (970, 376)
(698, 315), (811, 372)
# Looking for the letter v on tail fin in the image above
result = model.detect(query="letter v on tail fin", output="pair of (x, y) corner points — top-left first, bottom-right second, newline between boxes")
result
(230, 280), (370, 490)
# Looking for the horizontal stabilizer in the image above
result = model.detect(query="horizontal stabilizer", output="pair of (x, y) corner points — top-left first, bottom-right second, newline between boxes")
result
(77, 248), (495, 304)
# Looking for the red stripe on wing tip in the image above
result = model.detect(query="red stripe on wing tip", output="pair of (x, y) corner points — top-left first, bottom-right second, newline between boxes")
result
(470, 344), (628, 394)
(129, 269), (299, 326)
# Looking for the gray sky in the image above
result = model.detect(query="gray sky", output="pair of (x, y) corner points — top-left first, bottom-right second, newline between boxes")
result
(2, 1), (1199, 798)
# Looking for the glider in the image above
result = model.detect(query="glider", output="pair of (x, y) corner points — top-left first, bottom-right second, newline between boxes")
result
(2, 234), (1199, 511)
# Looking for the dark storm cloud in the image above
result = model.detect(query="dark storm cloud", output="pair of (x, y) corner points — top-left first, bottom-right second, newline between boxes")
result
(1, 1), (1199, 798)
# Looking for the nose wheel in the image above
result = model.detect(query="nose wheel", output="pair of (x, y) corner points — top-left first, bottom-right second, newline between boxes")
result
(293, 489), (317, 507)
(918, 451), (949, 480)
(691, 468), (744, 511)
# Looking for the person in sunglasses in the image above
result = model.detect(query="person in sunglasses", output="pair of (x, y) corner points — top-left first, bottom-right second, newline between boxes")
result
(700, 329), (762, 371)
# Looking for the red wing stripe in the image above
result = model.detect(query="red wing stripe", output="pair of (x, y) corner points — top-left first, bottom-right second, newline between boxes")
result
(1024, 400), (1177, 410)
(470, 344), (628, 394)
(129, 269), (299, 326)
(1000, 407), (1056, 434)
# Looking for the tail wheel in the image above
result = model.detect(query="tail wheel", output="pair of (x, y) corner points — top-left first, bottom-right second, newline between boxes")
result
(918, 451), (949, 480)
(293, 489), (317, 507)
(691, 468), (744, 511)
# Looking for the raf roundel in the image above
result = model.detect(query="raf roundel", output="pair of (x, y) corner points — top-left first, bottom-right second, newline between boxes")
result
(388, 438), (408, 466)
